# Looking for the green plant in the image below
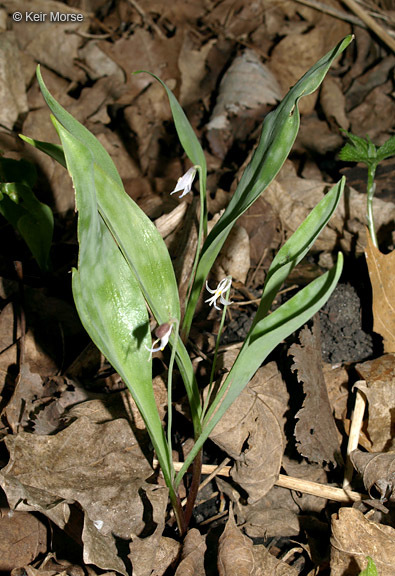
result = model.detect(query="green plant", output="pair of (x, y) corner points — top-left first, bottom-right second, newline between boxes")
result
(359, 556), (378, 575)
(0, 155), (53, 270)
(339, 131), (395, 247)
(22, 34), (352, 533)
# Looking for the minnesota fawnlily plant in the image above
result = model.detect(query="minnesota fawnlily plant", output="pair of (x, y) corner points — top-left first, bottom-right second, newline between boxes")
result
(21, 35), (353, 534)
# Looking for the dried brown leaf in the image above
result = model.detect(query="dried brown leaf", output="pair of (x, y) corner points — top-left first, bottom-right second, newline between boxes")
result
(127, 487), (169, 576)
(355, 354), (395, 451)
(330, 507), (395, 575)
(216, 224), (250, 283)
(0, 510), (47, 571)
(350, 449), (395, 502)
(0, 31), (28, 130)
(348, 80), (395, 142)
(238, 456), (327, 540)
(152, 537), (181, 576)
(269, 22), (349, 116)
(4, 0), (88, 81)
(178, 33), (216, 107)
(174, 528), (206, 576)
(238, 197), (280, 270)
(265, 165), (395, 256)
(210, 363), (284, 503)
(0, 416), (167, 575)
(290, 320), (341, 466)
(218, 509), (255, 576)
(320, 75), (349, 130)
(365, 235), (395, 353)
(253, 544), (299, 576)
(207, 49), (282, 158)
(99, 28), (181, 104)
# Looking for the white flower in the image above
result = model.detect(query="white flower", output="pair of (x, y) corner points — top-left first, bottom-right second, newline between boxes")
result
(145, 322), (173, 359)
(205, 277), (233, 311)
(170, 166), (197, 198)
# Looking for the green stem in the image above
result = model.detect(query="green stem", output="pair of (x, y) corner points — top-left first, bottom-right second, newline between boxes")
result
(166, 320), (180, 481)
(202, 286), (230, 418)
(366, 163), (378, 248)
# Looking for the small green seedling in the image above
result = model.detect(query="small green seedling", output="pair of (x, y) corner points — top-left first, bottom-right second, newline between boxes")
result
(23, 35), (353, 533)
(0, 155), (53, 271)
(339, 131), (395, 248)
(359, 556), (378, 576)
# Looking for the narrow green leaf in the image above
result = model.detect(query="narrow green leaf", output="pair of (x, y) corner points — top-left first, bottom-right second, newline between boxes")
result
(35, 67), (201, 427)
(182, 35), (353, 336)
(0, 157), (53, 270)
(54, 119), (174, 489)
(136, 71), (207, 176)
(36, 66), (122, 188)
(19, 134), (66, 168)
(175, 254), (343, 486)
(254, 177), (345, 322)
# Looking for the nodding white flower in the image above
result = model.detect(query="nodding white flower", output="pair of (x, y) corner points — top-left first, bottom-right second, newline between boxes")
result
(170, 166), (197, 198)
(205, 277), (233, 311)
(145, 322), (173, 359)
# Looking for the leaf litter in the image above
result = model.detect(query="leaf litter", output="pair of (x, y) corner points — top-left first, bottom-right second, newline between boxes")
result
(0, 0), (395, 573)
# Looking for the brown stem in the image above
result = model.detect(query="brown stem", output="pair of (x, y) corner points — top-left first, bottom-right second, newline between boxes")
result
(183, 449), (202, 530)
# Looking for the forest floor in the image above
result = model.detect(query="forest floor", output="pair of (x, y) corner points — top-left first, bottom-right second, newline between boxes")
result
(0, 1), (394, 575)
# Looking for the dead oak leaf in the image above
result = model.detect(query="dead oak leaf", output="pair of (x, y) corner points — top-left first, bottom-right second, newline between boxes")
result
(365, 233), (395, 353)
(290, 319), (341, 467)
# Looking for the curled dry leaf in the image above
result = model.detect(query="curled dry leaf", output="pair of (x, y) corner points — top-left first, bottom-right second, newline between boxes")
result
(218, 508), (255, 576)
(355, 354), (395, 452)
(210, 362), (285, 503)
(365, 234), (395, 353)
(206, 49), (282, 159)
(330, 507), (395, 576)
(350, 449), (395, 503)
(290, 320), (341, 467)
(0, 416), (168, 575)
(174, 528), (206, 576)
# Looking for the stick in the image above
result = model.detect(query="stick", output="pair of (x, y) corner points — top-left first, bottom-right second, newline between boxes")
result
(153, 460), (366, 503)
(342, 0), (395, 52)
(343, 383), (367, 489)
(293, 0), (366, 27)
